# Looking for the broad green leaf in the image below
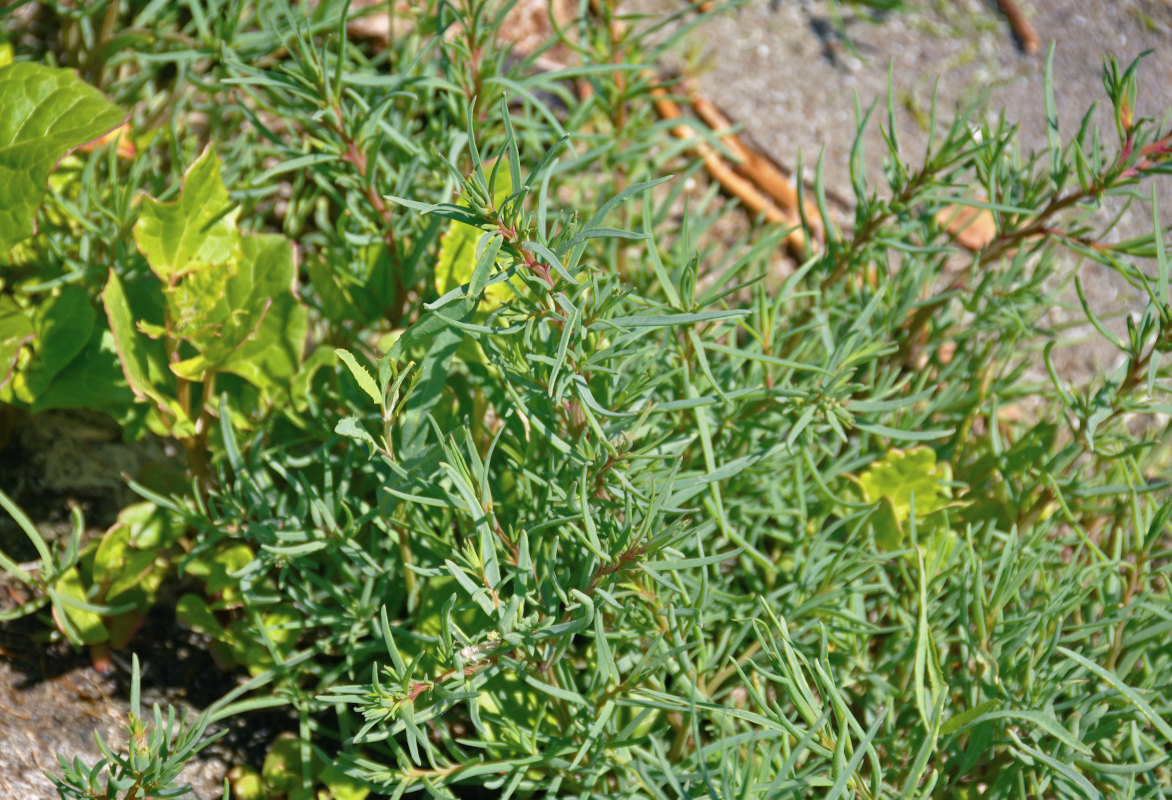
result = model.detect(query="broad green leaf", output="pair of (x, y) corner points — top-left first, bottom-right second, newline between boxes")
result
(869, 496), (905, 552)
(12, 285), (95, 401)
(0, 295), (34, 390)
(117, 500), (186, 549)
(27, 327), (135, 415)
(261, 732), (302, 793)
(307, 243), (399, 328)
(51, 566), (107, 646)
(318, 762), (371, 800)
(171, 233), (307, 397)
(165, 259), (238, 343)
(100, 269), (161, 397)
(0, 63), (125, 253)
(856, 447), (952, 520)
(132, 145), (241, 283)
(435, 159), (517, 310)
(104, 608), (144, 650)
(101, 268), (193, 435)
(183, 542), (254, 599)
(104, 548), (159, 607)
(228, 767), (264, 800)
(335, 416), (379, 452)
(851, 447), (960, 556)
(176, 593), (226, 638)
(237, 604), (300, 675)
(91, 525), (132, 589)
(478, 667), (560, 744)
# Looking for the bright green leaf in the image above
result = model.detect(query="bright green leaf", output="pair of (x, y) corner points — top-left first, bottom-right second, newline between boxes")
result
(0, 295), (34, 390)
(91, 525), (132, 589)
(51, 567), (107, 646)
(101, 268), (192, 434)
(261, 732), (301, 793)
(118, 501), (186, 549)
(856, 447), (952, 519)
(0, 62), (125, 253)
(184, 542), (254, 598)
(132, 145), (241, 283)
(27, 327), (136, 415)
(335, 348), (382, 406)
(14, 285), (96, 400)
(172, 233), (307, 398)
(435, 160), (517, 310)
(852, 447), (960, 554)
(176, 593), (226, 638)
(318, 762), (371, 800)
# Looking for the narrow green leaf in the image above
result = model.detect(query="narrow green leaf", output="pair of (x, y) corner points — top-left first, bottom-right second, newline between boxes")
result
(1057, 646), (1172, 749)
(336, 349), (383, 408)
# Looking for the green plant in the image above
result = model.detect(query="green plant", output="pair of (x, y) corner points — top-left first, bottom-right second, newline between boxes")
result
(0, 62), (126, 414)
(2, 2), (1172, 799)
(49, 652), (303, 800)
(0, 75), (310, 488)
(52, 501), (185, 666)
(102, 144), (309, 487)
(52, 655), (224, 800)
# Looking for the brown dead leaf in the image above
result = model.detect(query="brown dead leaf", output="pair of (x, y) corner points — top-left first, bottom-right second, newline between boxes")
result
(78, 122), (135, 160)
(996, 402), (1026, 422)
(936, 203), (997, 251)
(936, 340), (957, 366)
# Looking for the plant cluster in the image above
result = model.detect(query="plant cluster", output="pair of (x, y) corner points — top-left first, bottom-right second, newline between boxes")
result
(2, 1), (1172, 799)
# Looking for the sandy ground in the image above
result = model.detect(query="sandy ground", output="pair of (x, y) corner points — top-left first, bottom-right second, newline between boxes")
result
(0, 636), (228, 800)
(634, 1), (1172, 206)
(630, 0), (1172, 380)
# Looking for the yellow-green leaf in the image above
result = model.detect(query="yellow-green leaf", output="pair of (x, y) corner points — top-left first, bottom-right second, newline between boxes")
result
(132, 145), (240, 283)
(51, 567), (107, 645)
(0, 295), (34, 390)
(856, 446), (951, 519)
(435, 161), (517, 310)
(0, 63), (125, 252)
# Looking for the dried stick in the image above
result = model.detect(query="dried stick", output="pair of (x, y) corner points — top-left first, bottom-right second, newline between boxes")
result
(689, 91), (824, 241)
(996, 0), (1040, 55)
(579, 0), (818, 255)
(653, 88), (810, 257)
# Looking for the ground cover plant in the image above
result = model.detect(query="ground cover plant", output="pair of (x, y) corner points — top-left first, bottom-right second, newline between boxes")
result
(2, 1), (1172, 798)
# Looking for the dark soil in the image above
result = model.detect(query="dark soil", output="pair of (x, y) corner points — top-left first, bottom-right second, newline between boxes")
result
(0, 410), (291, 798)
(0, 607), (300, 799)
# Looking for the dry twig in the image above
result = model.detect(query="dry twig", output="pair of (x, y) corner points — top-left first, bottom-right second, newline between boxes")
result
(689, 91), (824, 242)
(996, 0), (1040, 54)
(653, 88), (810, 256)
